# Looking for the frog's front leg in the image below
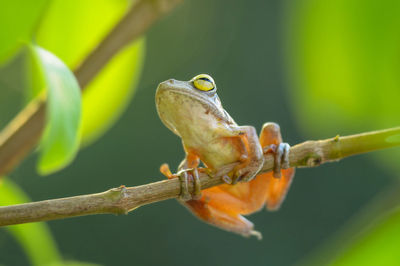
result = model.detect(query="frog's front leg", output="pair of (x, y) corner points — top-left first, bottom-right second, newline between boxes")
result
(228, 126), (264, 184)
(160, 152), (202, 201)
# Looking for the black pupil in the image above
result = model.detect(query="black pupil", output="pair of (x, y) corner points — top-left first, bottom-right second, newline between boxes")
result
(199, 77), (212, 83)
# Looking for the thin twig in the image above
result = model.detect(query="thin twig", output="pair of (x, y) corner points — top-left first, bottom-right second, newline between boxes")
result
(0, 0), (184, 177)
(1, 127), (399, 227)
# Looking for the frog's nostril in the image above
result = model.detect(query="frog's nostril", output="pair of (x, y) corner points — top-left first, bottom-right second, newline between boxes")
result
(159, 78), (176, 89)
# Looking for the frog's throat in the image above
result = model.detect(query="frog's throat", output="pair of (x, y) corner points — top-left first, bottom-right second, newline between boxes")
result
(165, 88), (228, 122)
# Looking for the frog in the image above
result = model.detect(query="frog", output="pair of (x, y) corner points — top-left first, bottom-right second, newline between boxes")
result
(155, 74), (295, 239)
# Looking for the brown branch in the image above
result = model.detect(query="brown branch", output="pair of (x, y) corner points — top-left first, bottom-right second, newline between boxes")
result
(0, 0), (184, 177)
(0, 95), (46, 175)
(75, 0), (183, 88)
(1, 127), (399, 227)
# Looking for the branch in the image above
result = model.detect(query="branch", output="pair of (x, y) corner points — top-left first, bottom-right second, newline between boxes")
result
(0, 0), (184, 177)
(1, 127), (399, 227)
(75, 0), (183, 88)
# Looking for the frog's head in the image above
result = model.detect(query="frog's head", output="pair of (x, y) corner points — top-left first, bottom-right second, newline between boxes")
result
(156, 74), (234, 136)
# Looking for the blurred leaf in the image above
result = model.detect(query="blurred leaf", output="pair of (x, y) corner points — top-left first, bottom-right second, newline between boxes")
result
(36, 0), (129, 69)
(286, 1), (400, 264)
(36, 0), (146, 145)
(0, 179), (62, 266)
(0, 0), (48, 64)
(286, 0), (400, 168)
(310, 203), (400, 266)
(29, 45), (81, 175)
(81, 39), (145, 145)
(330, 208), (400, 265)
(299, 187), (400, 265)
(49, 261), (100, 266)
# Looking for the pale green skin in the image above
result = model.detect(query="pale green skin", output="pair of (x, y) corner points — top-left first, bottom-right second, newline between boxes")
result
(155, 78), (264, 182)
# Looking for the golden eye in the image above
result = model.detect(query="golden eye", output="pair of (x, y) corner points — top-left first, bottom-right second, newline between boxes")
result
(191, 74), (216, 91)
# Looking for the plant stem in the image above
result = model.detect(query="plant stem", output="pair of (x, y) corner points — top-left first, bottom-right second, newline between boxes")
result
(0, 127), (399, 227)
(75, 0), (183, 88)
(0, 0), (184, 177)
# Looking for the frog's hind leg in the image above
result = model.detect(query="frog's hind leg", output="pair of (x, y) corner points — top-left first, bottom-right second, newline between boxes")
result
(259, 122), (295, 211)
(159, 123), (294, 236)
(166, 132), (266, 238)
(184, 193), (262, 239)
(162, 161), (263, 238)
(174, 126), (285, 238)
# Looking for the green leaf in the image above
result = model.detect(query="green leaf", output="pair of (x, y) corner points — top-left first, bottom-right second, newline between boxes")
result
(286, 2), (400, 265)
(285, 0), (400, 170)
(0, 0), (49, 64)
(300, 203), (400, 265)
(29, 45), (82, 175)
(0, 179), (62, 266)
(36, 0), (130, 69)
(81, 39), (145, 145)
(318, 208), (400, 266)
(48, 262), (100, 266)
(331, 210), (400, 265)
(36, 0), (146, 145)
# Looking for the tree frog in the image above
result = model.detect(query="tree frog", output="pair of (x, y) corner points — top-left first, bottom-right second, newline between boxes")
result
(156, 74), (295, 239)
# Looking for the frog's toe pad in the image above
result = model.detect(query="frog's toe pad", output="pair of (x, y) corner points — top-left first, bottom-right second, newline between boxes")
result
(237, 171), (254, 183)
(233, 165), (260, 183)
(248, 230), (263, 240)
(160, 163), (174, 179)
(222, 175), (233, 184)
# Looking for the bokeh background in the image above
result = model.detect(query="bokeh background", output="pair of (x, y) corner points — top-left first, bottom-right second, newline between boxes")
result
(1, 0), (399, 265)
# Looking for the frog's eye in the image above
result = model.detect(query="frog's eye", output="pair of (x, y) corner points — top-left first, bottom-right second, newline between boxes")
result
(191, 74), (216, 91)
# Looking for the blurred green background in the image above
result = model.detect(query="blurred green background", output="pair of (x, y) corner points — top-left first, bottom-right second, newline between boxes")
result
(1, 0), (399, 265)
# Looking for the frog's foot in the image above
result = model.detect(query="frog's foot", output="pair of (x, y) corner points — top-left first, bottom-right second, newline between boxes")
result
(160, 163), (202, 201)
(229, 154), (264, 184)
(264, 142), (290, 178)
(176, 168), (202, 201)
